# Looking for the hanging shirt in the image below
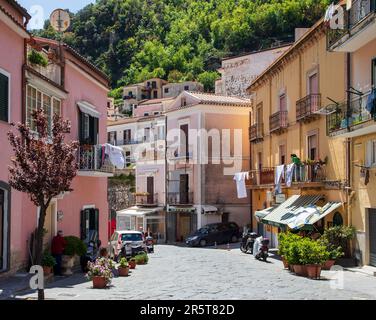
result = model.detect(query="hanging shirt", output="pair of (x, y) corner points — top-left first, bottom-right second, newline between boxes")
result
(105, 143), (125, 169)
(285, 163), (295, 187)
(233, 172), (249, 199)
(275, 165), (285, 194)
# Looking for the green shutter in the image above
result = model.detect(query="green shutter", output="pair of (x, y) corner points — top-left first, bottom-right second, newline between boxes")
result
(0, 73), (9, 122)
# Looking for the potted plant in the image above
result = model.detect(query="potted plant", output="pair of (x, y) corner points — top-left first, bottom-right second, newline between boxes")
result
(129, 258), (136, 269)
(278, 232), (301, 269)
(87, 257), (115, 289)
(41, 251), (56, 275)
(118, 257), (129, 276)
(28, 49), (48, 67)
(304, 240), (329, 279)
(62, 236), (87, 275)
(135, 252), (148, 265)
(285, 240), (301, 274)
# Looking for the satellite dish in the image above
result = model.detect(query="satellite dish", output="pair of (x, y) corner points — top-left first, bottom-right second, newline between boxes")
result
(50, 9), (70, 33)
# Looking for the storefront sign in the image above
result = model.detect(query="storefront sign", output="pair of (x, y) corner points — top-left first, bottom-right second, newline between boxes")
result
(275, 193), (286, 204)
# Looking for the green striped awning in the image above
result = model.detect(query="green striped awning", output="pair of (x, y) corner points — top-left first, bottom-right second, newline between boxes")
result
(168, 206), (196, 213)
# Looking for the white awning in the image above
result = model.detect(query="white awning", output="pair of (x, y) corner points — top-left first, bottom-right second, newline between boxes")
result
(117, 206), (163, 217)
(77, 101), (101, 118)
(202, 205), (218, 214)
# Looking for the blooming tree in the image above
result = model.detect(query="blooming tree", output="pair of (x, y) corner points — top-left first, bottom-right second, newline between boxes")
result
(8, 109), (78, 298)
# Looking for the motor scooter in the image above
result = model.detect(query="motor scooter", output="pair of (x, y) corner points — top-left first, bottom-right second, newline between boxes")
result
(254, 237), (270, 262)
(240, 230), (258, 254)
(145, 235), (154, 253)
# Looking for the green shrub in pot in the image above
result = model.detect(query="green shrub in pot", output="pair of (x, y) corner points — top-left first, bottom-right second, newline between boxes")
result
(63, 236), (87, 256)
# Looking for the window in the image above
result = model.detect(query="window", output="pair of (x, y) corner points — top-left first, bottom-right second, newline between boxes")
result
(164, 88), (169, 94)
(152, 81), (157, 89)
(144, 112), (149, 117)
(333, 212), (343, 226)
(79, 110), (98, 145)
(153, 111), (160, 115)
(279, 93), (287, 112)
(125, 151), (131, 165)
(121, 233), (143, 242)
(180, 124), (189, 159)
(83, 114), (90, 140)
(144, 127), (150, 142)
(184, 85), (189, 90)
(108, 131), (117, 145)
(308, 72), (319, 94)
(372, 58), (376, 88)
(181, 97), (187, 107)
(153, 90), (158, 99)
(128, 91), (133, 97)
(158, 125), (165, 140)
(366, 140), (376, 167)
(0, 71), (9, 122)
(123, 129), (131, 143)
(307, 133), (318, 161)
(26, 85), (61, 133)
(279, 144), (286, 165)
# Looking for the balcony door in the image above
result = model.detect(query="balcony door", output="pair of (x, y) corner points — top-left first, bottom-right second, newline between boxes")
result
(147, 176), (154, 204)
(372, 58), (376, 88)
(308, 72), (319, 95)
(307, 133), (318, 161)
(180, 124), (189, 160)
(80, 208), (99, 244)
(79, 111), (98, 145)
(179, 174), (189, 204)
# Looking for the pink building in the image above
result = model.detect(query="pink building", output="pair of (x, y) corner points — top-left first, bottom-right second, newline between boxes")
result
(0, 1), (112, 276)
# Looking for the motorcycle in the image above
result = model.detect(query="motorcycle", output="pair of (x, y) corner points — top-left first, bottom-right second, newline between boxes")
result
(80, 239), (101, 272)
(254, 237), (270, 262)
(145, 235), (154, 253)
(240, 230), (258, 254)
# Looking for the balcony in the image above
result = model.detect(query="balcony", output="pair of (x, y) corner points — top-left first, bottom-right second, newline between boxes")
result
(167, 192), (194, 205)
(245, 164), (327, 189)
(135, 193), (159, 206)
(326, 90), (376, 137)
(249, 123), (264, 143)
(117, 139), (140, 146)
(296, 94), (321, 122)
(269, 111), (288, 134)
(327, 0), (376, 52)
(77, 145), (115, 177)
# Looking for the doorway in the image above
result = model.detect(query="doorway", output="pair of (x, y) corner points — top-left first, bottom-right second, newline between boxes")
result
(42, 201), (57, 250)
(179, 174), (189, 204)
(81, 208), (99, 244)
(147, 176), (154, 204)
(369, 209), (376, 266)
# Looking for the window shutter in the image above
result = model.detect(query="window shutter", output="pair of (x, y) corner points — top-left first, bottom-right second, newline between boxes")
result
(93, 117), (99, 145)
(80, 210), (88, 240)
(79, 111), (85, 143)
(366, 141), (373, 167)
(94, 209), (99, 235)
(0, 73), (9, 122)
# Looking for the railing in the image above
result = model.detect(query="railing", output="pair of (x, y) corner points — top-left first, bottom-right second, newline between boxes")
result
(269, 110), (288, 133)
(135, 193), (159, 205)
(246, 164), (326, 187)
(326, 91), (375, 135)
(27, 47), (62, 86)
(167, 192), (194, 205)
(249, 123), (264, 142)
(296, 94), (321, 121)
(117, 139), (140, 146)
(327, 0), (376, 49)
(77, 145), (115, 174)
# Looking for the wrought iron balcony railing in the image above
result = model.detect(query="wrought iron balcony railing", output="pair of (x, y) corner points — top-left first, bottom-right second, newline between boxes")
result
(296, 94), (321, 122)
(249, 123), (264, 142)
(135, 193), (159, 205)
(77, 145), (115, 174)
(167, 192), (194, 205)
(269, 110), (288, 134)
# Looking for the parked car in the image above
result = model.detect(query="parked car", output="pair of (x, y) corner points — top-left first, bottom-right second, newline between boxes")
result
(109, 230), (145, 260)
(185, 222), (241, 247)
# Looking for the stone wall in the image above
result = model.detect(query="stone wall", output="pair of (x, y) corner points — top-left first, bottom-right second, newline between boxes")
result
(108, 182), (135, 211)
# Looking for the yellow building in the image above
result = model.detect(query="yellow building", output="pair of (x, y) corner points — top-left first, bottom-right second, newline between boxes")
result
(326, 0), (376, 266)
(246, 20), (349, 249)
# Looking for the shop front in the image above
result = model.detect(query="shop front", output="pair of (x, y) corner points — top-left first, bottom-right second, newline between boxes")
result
(166, 206), (197, 243)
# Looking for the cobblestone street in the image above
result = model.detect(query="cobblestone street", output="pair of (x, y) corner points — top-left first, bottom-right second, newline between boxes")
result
(15, 244), (376, 300)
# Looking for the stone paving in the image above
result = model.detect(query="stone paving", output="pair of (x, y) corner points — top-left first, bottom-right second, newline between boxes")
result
(13, 244), (376, 300)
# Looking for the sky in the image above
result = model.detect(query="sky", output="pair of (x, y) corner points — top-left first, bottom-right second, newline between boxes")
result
(18, 0), (96, 29)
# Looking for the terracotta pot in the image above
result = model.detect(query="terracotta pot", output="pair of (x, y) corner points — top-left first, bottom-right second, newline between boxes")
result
(92, 276), (107, 289)
(43, 266), (52, 275)
(289, 264), (295, 273)
(294, 265), (308, 277)
(137, 259), (145, 265)
(322, 260), (336, 270)
(118, 266), (129, 277)
(281, 256), (289, 269)
(306, 264), (322, 279)
(129, 260), (136, 269)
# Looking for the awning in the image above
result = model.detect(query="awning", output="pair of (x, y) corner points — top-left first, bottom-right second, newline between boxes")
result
(117, 206), (164, 217)
(255, 206), (276, 221)
(168, 206), (196, 213)
(77, 101), (101, 118)
(261, 194), (342, 230)
(202, 205), (218, 214)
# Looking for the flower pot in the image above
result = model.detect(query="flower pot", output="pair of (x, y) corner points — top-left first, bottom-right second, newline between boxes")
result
(289, 264), (296, 273)
(322, 260), (336, 270)
(129, 261), (136, 269)
(137, 259), (145, 265)
(61, 255), (75, 275)
(294, 265), (308, 277)
(118, 266), (129, 277)
(281, 256), (289, 269)
(43, 266), (52, 275)
(92, 276), (107, 289)
(306, 264), (322, 279)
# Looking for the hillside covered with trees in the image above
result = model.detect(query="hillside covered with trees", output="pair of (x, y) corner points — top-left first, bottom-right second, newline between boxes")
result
(35, 0), (331, 92)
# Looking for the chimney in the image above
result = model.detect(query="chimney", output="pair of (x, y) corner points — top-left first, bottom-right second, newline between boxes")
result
(295, 28), (310, 42)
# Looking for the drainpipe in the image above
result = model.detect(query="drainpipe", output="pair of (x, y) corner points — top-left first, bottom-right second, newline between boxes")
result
(249, 97), (253, 231)
(345, 52), (352, 227)
(164, 115), (168, 243)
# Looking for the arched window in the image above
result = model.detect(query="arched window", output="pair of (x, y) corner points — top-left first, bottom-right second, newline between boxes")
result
(333, 212), (343, 226)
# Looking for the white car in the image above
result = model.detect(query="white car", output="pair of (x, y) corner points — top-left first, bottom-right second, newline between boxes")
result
(109, 230), (145, 260)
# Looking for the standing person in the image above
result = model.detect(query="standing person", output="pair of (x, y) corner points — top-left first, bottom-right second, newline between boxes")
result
(51, 230), (66, 276)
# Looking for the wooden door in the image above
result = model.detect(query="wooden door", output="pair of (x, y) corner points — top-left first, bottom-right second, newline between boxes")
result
(179, 174), (189, 204)
(147, 176), (154, 204)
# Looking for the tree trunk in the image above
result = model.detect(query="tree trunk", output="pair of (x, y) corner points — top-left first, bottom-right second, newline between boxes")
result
(35, 203), (48, 300)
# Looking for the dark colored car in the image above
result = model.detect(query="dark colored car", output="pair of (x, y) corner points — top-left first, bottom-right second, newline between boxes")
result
(185, 222), (241, 247)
